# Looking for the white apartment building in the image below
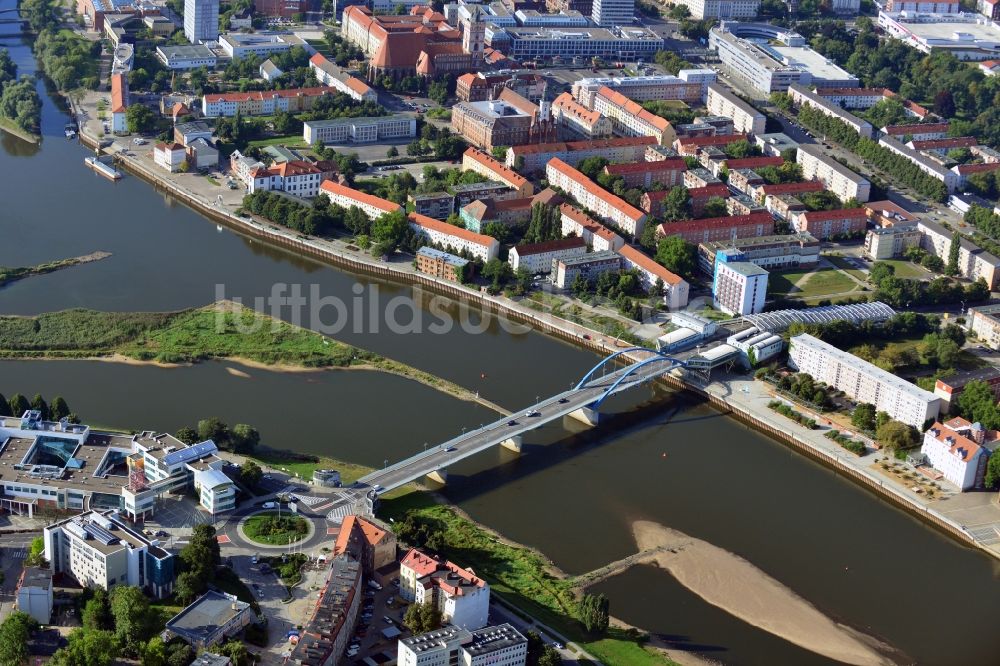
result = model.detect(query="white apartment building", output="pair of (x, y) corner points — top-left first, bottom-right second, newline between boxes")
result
(218, 33), (307, 59)
(308, 54), (377, 103)
(675, 0), (761, 20)
(43, 510), (175, 598)
(864, 225), (922, 260)
(796, 144), (871, 202)
(706, 83), (766, 135)
(408, 213), (500, 262)
(572, 74), (706, 108)
(156, 45), (218, 70)
(591, 0), (634, 26)
(713, 260), (768, 315)
(546, 158), (647, 236)
(16, 568), (52, 625)
(592, 86), (675, 145)
(508, 237), (587, 274)
(917, 219), (1000, 287)
(247, 161), (326, 198)
(618, 245), (689, 309)
(154, 142), (187, 172)
(559, 204), (625, 252)
(788, 84), (873, 138)
(970, 304), (1000, 349)
(183, 0), (218, 43)
(400, 549), (490, 630)
(878, 135), (959, 192)
(398, 625), (527, 666)
(921, 417), (990, 490)
(788, 333), (941, 427)
(552, 92), (613, 139)
(320, 181), (402, 220)
(462, 148), (533, 196)
(303, 116), (417, 145)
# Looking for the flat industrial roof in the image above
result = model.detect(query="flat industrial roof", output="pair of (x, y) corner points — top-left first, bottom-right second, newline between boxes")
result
(769, 45), (857, 82)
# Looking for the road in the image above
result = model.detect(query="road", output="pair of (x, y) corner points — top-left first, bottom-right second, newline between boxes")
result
(359, 348), (689, 493)
(0, 533), (39, 622)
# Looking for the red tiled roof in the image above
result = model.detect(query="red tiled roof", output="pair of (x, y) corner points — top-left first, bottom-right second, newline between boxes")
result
(678, 133), (749, 148)
(883, 122), (948, 135)
(510, 136), (655, 156)
(553, 92), (602, 125)
(927, 422), (982, 462)
(401, 548), (439, 577)
(863, 200), (916, 220)
(547, 158), (645, 224)
(408, 212), (497, 248)
(596, 86), (670, 133)
(758, 180), (825, 195)
(657, 211), (773, 236)
(110, 73), (127, 113)
(688, 184), (731, 199)
(513, 237), (586, 256)
(909, 137), (977, 150)
(320, 180), (401, 214)
(604, 159), (686, 176)
(617, 245), (683, 285)
(956, 162), (1000, 175)
(798, 207), (867, 222)
(559, 203), (620, 243)
(346, 77), (373, 96)
(463, 147), (528, 189)
(271, 160), (321, 177)
(203, 87), (335, 103)
(723, 156), (784, 170)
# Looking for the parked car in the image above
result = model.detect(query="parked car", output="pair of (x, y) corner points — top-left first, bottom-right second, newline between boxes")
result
(155, 530), (168, 537)
(262, 501), (276, 509)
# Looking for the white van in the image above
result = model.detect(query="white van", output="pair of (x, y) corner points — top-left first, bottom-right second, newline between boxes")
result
(262, 501), (276, 509)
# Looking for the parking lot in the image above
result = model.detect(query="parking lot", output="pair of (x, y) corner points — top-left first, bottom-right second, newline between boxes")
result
(347, 578), (409, 662)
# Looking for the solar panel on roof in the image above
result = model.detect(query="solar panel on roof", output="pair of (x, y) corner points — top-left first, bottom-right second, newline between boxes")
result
(162, 440), (218, 466)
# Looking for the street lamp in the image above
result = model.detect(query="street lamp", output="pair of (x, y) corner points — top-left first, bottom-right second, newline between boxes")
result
(384, 458), (388, 469)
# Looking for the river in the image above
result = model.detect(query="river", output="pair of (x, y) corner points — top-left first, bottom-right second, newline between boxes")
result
(2, 6), (999, 664)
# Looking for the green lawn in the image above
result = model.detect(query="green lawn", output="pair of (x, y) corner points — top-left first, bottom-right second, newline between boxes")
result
(882, 259), (931, 280)
(825, 255), (867, 282)
(247, 134), (309, 150)
(242, 511), (310, 545)
(248, 451), (373, 485)
(306, 39), (333, 56)
(768, 267), (858, 299)
(205, 175), (221, 186)
(379, 491), (678, 666)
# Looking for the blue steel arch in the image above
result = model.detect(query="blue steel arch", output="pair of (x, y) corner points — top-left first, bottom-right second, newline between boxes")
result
(576, 348), (685, 390)
(588, 354), (687, 409)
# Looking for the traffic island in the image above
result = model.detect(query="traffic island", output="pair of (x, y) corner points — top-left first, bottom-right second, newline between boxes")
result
(238, 510), (315, 547)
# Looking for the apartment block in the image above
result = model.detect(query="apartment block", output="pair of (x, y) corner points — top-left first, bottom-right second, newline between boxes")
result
(656, 211), (775, 245)
(602, 159), (687, 189)
(788, 84), (873, 138)
(506, 136), (655, 174)
(509, 237), (587, 274)
(202, 87), (335, 118)
(552, 92), (613, 139)
(545, 158), (647, 237)
(970, 304), (1000, 349)
(332, 515), (398, 575)
(559, 204), (625, 252)
(788, 333), (940, 427)
(877, 136), (959, 193)
(796, 144), (871, 202)
(398, 624), (528, 666)
(44, 510), (175, 598)
(309, 53), (377, 103)
(409, 192), (455, 220)
(247, 160), (331, 198)
(864, 225), (922, 259)
(415, 247), (470, 282)
(551, 250), (622, 288)
(592, 87), (675, 146)
(408, 213), (500, 262)
(676, 0), (761, 19)
(400, 549), (490, 630)
(698, 232), (820, 273)
(917, 219), (1000, 287)
(793, 207), (867, 239)
(462, 148), (533, 196)
(572, 74), (706, 108)
(706, 83), (766, 135)
(303, 115), (417, 146)
(933, 367), (1000, 413)
(617, 245), (690, 309)
(320, 181), (401, 220)
(921, 417), (990, 490)
(713, 260), (768, 315)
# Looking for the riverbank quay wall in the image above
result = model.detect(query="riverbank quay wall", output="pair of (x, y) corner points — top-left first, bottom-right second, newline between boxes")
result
(82, 132), (996, 562)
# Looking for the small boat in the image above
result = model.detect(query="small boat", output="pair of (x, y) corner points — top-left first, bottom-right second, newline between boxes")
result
(84, 156), (122, 181)
(64, 129), (76, 138)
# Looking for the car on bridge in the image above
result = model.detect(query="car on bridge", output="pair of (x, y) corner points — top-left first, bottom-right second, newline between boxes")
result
(525, 410), (540, 417)
(507, 420), (517, 426)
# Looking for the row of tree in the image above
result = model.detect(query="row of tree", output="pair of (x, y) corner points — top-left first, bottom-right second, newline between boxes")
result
(868, 261), (989, 309)
(175, 417), (260, 453)
(0, 50), (41, 135)
(0, 392), (75, 421)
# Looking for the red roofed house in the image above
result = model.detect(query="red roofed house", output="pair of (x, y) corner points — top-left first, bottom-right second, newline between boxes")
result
(921, 417), (991, 490)
(864, 200), (919, 227)
(545, 158), (648, 237)
(201, 87), (337, 117)
(953, 162), (1000, 188)
(110, 73), (128, 134)
(689, 184), (732, 217)
(602, 159), (686, 189)
(507, 136), (655, 174)
(657, 212), (775, 245)
(592, 86), (675, 146)
(617, 245), (689, 309)
(750, 180), (825, 204)
(907, 137), (978, 156)
(462, 147), (533, 196)
(552, 92), (612, 139)
(333, 515), (397, 576)
(881, 123), (949, 142)
(309, 53), (378, 103)
(559, 204), (624, 252)
(509, 237), (587, 273)
(978, 0), (1000, 20)
(320, 180), (402, 220)
(408, 212), (500, 262)
(399, 548), (489, 630)
(153, 142), (186, 172)
(248, 160), (327, 198)
(674, 133), (749, 156)
(793, 208), (867, 240)
(978, 59), (1000, 76)
(169, 102), (190, 125)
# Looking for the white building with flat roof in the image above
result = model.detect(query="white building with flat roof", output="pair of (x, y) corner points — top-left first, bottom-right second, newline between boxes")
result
(706, 82), (765, 135)
(796, 144), (871, 202)
(398, 624), (527, 666)
(183, 0), (218, 43)
(713, 260), (768, 315)
(219, 33), (307, 59)
(591, 0), (634, 26)
(788, 333), (941, 427)
(303, 115), (417, 145)
(16, 568), (52, 625)
(675, 0), (761, 20)
(878, 10), (1000, 60)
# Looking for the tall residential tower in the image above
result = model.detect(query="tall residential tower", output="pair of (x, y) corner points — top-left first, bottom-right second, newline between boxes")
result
(184, 0), (220, 44)
(592, 0), (634, 26)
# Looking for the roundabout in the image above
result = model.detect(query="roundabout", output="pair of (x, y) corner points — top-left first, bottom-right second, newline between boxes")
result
(236, 509), (317, 549)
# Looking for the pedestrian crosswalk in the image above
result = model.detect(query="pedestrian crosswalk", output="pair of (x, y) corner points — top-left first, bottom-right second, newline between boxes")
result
(5, 549), (26, 560)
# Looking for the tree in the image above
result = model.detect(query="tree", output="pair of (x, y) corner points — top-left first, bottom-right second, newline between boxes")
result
(175, 426), (198, 444)
(946, 231), (960, 276)
(125, 104), (158, 134)
(404, 601), (441, 633)
(82, 588), (113, 631)
(876, 419), (918, 452)
(30, 394), (49, 421)
(142, 637), (169, 666)
(166, 642), (195, 666)
(868, 261), (895, 287)
(851, 403), (876, 431)
(173, 570), (203, 604)
(25, 536), (44, 567)
(386, 146), (398, 158)
(217, 640), (250, 666)
(51, 628), (117, 666)
(985, 453), (1000, 489)
(661, 185), (689, 221)
(110, 586), (154, 656)
(702, 196), (728, 218)
(957, 380), (1000, 429)
(655, 236), (696, 279)
(580, 593), (609, 633)
(0, 612), (36, 666)
(50, 396), (70, 421)
(933, 90), (955, 118)
(537, 648), (562, 666)
(8, 393), (29, 417)
(192, 523), (222, 567)
(0, 393), (8, 418)
(197, 417), (230, 446)
(231, 423), (260, 453)
(240, 460), (263, 487)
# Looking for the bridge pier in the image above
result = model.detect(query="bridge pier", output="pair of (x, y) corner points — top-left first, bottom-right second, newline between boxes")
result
(568, 405), (600, 427)
(426, 468), (448, 485)
(500, 435), (522, 453)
